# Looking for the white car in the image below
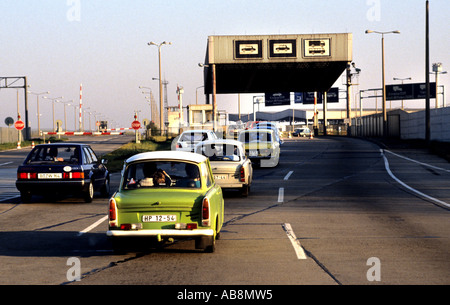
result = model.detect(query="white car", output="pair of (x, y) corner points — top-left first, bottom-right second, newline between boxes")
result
(195, 139), (253, 196)
(175, 130), (218, 152)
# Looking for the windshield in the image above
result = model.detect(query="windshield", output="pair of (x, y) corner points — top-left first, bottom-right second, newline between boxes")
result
(239, 132), (272, 143)
(179, 132), (208, 143)
(26, 146), (81, 164)
(123, 161), (201, 189)
(197, 144), (241, 162)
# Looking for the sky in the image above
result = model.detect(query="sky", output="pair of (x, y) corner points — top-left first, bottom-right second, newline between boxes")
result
(1, 0), (449, 131)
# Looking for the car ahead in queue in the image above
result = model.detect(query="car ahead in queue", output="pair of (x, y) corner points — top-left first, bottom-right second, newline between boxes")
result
(195, 139), (253, 197)
(175, 129), (217, 152)
(238, 129), (280, 167)
(107, 151), (224, 253)
(16, 143), (110, 203)
(293, 127), (312, 137)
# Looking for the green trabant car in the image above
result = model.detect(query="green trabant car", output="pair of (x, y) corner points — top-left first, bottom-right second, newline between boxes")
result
(107, 151), (224, 252)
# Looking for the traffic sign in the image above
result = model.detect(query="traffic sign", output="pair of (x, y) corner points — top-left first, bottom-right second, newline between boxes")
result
(131, 120), (141, 130)
(386, 82), (436, 101)
(5, 117), (14, 127)
(14, 120), (25, 131)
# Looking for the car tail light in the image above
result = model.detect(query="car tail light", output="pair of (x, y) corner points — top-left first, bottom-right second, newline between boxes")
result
(202, 197), (210, 226)
(63, 172), (85, 179)
(240, 167), (245, 182)
(17, 172), (37, 180)
(176, 143), (182, 149)
(109, 198), (117, 221)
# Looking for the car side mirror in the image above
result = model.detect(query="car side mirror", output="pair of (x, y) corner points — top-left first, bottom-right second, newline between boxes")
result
(101, 159), (108, 165)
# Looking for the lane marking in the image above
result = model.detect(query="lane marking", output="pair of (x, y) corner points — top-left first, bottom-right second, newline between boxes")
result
(382, 149), (450, 209)
(284, 171), (294, 180)
(0, 162), (13, 167)
(278, 187), (284, 203)
(282, 223), (307, 260)
(385, 149), (450, 173)
(78, 215), (108, 236)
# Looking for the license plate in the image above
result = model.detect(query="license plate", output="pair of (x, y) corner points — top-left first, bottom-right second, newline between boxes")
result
(142, 215), (177, 222)
(214, 175), (228, 180)
(38, 173), (62, 179)
(249, 150), (258, 157)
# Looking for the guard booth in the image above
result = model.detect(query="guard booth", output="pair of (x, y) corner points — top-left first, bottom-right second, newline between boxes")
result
(200, 33), (353, 134)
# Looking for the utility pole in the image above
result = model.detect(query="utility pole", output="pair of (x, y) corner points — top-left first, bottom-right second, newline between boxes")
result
(425, 0), (431, 145)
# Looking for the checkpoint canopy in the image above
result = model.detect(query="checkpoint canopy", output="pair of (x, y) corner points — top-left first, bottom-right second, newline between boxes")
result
(202, 33), (353, 95)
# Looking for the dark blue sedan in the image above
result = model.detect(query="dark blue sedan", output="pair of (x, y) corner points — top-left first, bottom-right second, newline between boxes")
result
(16, 143), (110, 202)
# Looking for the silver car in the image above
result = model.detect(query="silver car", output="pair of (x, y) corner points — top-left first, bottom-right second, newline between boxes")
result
(175, 130), (218, 152)
(195, 139), (253, 196)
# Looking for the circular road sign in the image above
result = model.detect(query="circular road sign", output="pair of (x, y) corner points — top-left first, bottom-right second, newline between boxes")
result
(15, 120), (25, 131)
(131, 120), (141, 130)
(5, 117), (14, 127)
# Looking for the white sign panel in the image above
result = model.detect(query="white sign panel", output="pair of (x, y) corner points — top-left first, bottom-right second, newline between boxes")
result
(303, 39), (331, 57)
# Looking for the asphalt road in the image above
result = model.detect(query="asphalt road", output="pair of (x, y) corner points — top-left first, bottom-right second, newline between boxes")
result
(0, 135), (449, 288)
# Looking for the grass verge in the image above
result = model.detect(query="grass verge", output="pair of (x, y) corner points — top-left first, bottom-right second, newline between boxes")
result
(102, 138), (172, 172)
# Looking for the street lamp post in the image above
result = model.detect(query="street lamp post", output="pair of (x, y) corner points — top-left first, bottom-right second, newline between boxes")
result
(148, 41), (172, 135)
(43, 96), (63, 132)
(365, 30), (400, 137)
(432, 63), (447, 108)
(27, 91), (49, 137)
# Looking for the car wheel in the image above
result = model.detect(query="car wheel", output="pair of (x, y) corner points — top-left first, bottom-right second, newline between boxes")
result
(84, 181), (94, 203)
(241, 184), (250, 197)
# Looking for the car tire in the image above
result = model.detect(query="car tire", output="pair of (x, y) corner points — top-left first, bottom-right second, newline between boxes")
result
(84, 181), (94, 203)
(241, 184), (250, 197)
(196, 235), (215, 253)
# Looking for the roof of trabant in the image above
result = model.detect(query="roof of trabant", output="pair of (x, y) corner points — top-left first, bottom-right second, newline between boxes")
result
(125, 150), (207, 164)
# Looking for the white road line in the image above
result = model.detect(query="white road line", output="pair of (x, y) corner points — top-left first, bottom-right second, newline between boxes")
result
(284, 171), (294, 180)
(278, 187), (284, 203)
(282, 223), (307, 260)
(78, 215), (108, 236)
(0, 162), (13, 167)
(382, 149), (450, 209)
(385, 149), (450, 173)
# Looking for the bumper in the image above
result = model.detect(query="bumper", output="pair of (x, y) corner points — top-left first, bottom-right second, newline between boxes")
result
(16, 180), (88, 194)
(106, 228), (214, 237)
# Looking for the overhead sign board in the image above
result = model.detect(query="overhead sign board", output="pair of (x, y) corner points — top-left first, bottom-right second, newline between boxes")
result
(235, 40), (262, 59)
(269, 39), (297, 58)
(295, 88), (339, 104)
(386, 82), (436, 101)
(265, 92), (291, 107)
(303, 39), (331, 57)
(205, 34), (352, 94)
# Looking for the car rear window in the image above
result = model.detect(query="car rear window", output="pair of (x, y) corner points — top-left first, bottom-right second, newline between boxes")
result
(123, 161), (201, 189)
(239, 132), (272, 143)
(26, 146), (81, 164)
(180, 132), (208, 143)
(197, 144), (241, 162)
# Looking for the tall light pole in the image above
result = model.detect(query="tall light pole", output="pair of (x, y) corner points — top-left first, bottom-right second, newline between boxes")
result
(28, 91), (49, 137)
(43, 96), (63, 132)
(432, 63), (447, 108)
(148, 41), (172, 135)
(365, 30), (400, 137)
